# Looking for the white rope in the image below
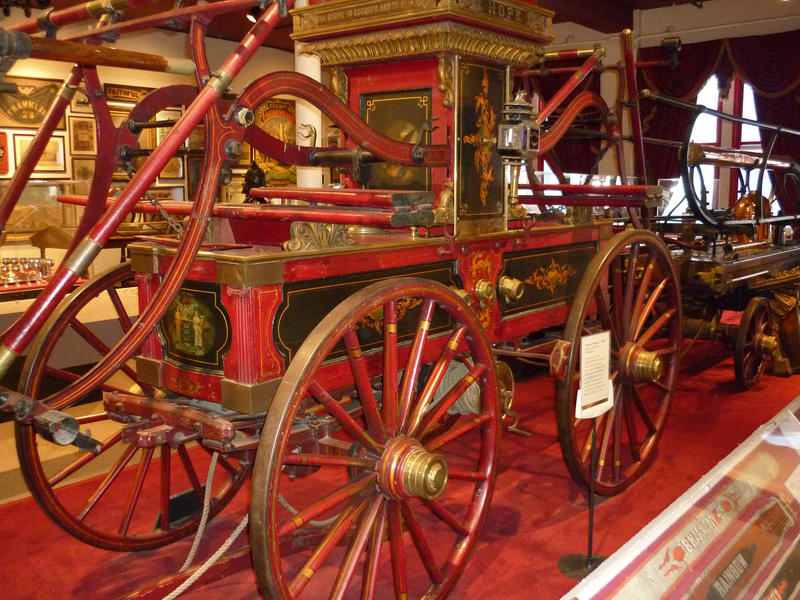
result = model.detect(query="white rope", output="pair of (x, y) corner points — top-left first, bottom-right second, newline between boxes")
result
(161, 513), (250, 600)
(179, 451), (218, 572)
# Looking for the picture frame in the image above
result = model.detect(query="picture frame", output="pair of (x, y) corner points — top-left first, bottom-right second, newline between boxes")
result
(71, 157), (95, 193)
(158, 156), (184, 182)
(0, 76), (66, 129)
(71, 156), (95, 181)
(103, 83), (152, 105)
(155, 109), (182, 147)
(13, 133), (67, 176)
(252, 97), (296, 187)
(70, 90), (93, 114)
(69, 116), (97, 155)
(0, 132), (9, 176)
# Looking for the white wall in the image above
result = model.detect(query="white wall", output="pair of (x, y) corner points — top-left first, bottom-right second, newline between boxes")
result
(4, 11), (293, 89)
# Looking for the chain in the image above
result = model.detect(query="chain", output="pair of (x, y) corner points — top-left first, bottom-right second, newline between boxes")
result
(146, 192), (184, 237)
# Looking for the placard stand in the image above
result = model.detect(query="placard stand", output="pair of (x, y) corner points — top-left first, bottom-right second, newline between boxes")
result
(558, 332), (612, 579)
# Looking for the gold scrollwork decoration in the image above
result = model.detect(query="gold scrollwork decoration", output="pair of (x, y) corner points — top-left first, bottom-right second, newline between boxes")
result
(330, 68), (349, 103)
(301, 22), (541, 67)
(437, 55), (454, 108)
(282, 222), (355, 252)
(524, 259), (577, 294)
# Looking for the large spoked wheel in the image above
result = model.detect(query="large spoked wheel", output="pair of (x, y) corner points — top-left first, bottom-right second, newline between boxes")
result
(250, 277), (500, 599)
(556, 230), (682, 495)
(734, 296), (775, 390)
(16, 262), (251, 551)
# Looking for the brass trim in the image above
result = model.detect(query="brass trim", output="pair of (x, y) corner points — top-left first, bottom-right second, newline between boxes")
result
(221, 378), (280, 415)
(129, 245), (160, 275)
(208, 69), (233, 95)
(301, 22), (542, 67)
(135, 356), (163, 388)
(0, 345), (19, 378)
(216, 259), (283, 287)
(63, 238), (102, 276)
(58, 83), (77, 101)
(293, 0), (553, 43)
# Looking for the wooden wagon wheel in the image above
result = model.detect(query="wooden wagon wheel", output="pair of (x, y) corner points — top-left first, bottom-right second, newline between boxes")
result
(250, 277), (500, 600)
(556, 230), (682, 495)
(734, 296), (776, 390)
(16, 262), (251, 551)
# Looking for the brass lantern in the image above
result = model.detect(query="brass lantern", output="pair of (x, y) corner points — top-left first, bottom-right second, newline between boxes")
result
(497, 91), (537, 219)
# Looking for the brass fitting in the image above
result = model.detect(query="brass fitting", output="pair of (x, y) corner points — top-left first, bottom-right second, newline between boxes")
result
(450, 286), (473, 307)
(474, 279), (496, 308)
(498, 276), (525, 304)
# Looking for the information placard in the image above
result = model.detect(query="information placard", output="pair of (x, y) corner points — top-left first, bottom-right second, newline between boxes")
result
(576, 330), (613, 419)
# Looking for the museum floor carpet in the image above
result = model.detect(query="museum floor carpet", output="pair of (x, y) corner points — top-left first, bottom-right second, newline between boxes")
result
(1, 340), (798, 599)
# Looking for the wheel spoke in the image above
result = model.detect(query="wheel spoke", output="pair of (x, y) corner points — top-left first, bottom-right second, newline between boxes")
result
(419, 363), (486, 438)
(69, 318), (139, 383)
(579, 410), (607, 464)
(629, 384), (657, 434)
(425, 499), (470, 536)
(330, 495), (384, 600)
(361, 497), (387, 600)
(632, 276), (669, 342)
(119, 446), (155, 535)
(388, 501), (408, 600)
(344, 328), (384, 441)
(622, 243), (641, 327)
(288, 500), (365, 597)
(637, 308), (677, 346)
(406, 325), (466, 436)
(78, 442), (139, 521)
(278, 474), (376, 538)
(48, 430), (123, 486)
(623, 392), (642, 462)
(593, 287), (621, 348)
(177, 444), (204, 502)
(283, 453), (373, 469)
(596, 403), (617, 483)
(398, 298), (436, 428)
(309, 380), (383, 454)
(399, 500), (443, 584)
(612, 390), (623, 483)
(447, 468), (488, 481)
(425, 414), (490, 452)
(106, 286), (134, 332)
(383, 300), (399, 437)
(627, 255), (657, 340)
(611, 255), (625, 334)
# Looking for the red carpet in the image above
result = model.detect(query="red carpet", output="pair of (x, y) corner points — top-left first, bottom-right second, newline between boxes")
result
(1, 340), (798, 599)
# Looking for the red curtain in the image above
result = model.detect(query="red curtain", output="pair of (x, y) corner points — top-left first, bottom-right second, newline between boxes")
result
(728, 30), (800, 213)
(637, 29), (800, 195)
(637, 40), (726, 181)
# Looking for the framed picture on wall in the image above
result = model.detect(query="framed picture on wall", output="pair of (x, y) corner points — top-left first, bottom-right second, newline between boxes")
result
(158, 156), (184, 183)
(0, 132), (9, 176)
(70, 91), (93, 114)
(13, 133), (67, 176)
(0, 77), (66, 129)
(71, 156), (95, 182)
(69, 116), (97, 155)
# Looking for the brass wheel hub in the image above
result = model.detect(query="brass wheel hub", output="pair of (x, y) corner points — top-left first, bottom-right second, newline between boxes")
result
(754, 332), (778, 356)
(376, 436), (449, 501)
(618, 342), (663, 382)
